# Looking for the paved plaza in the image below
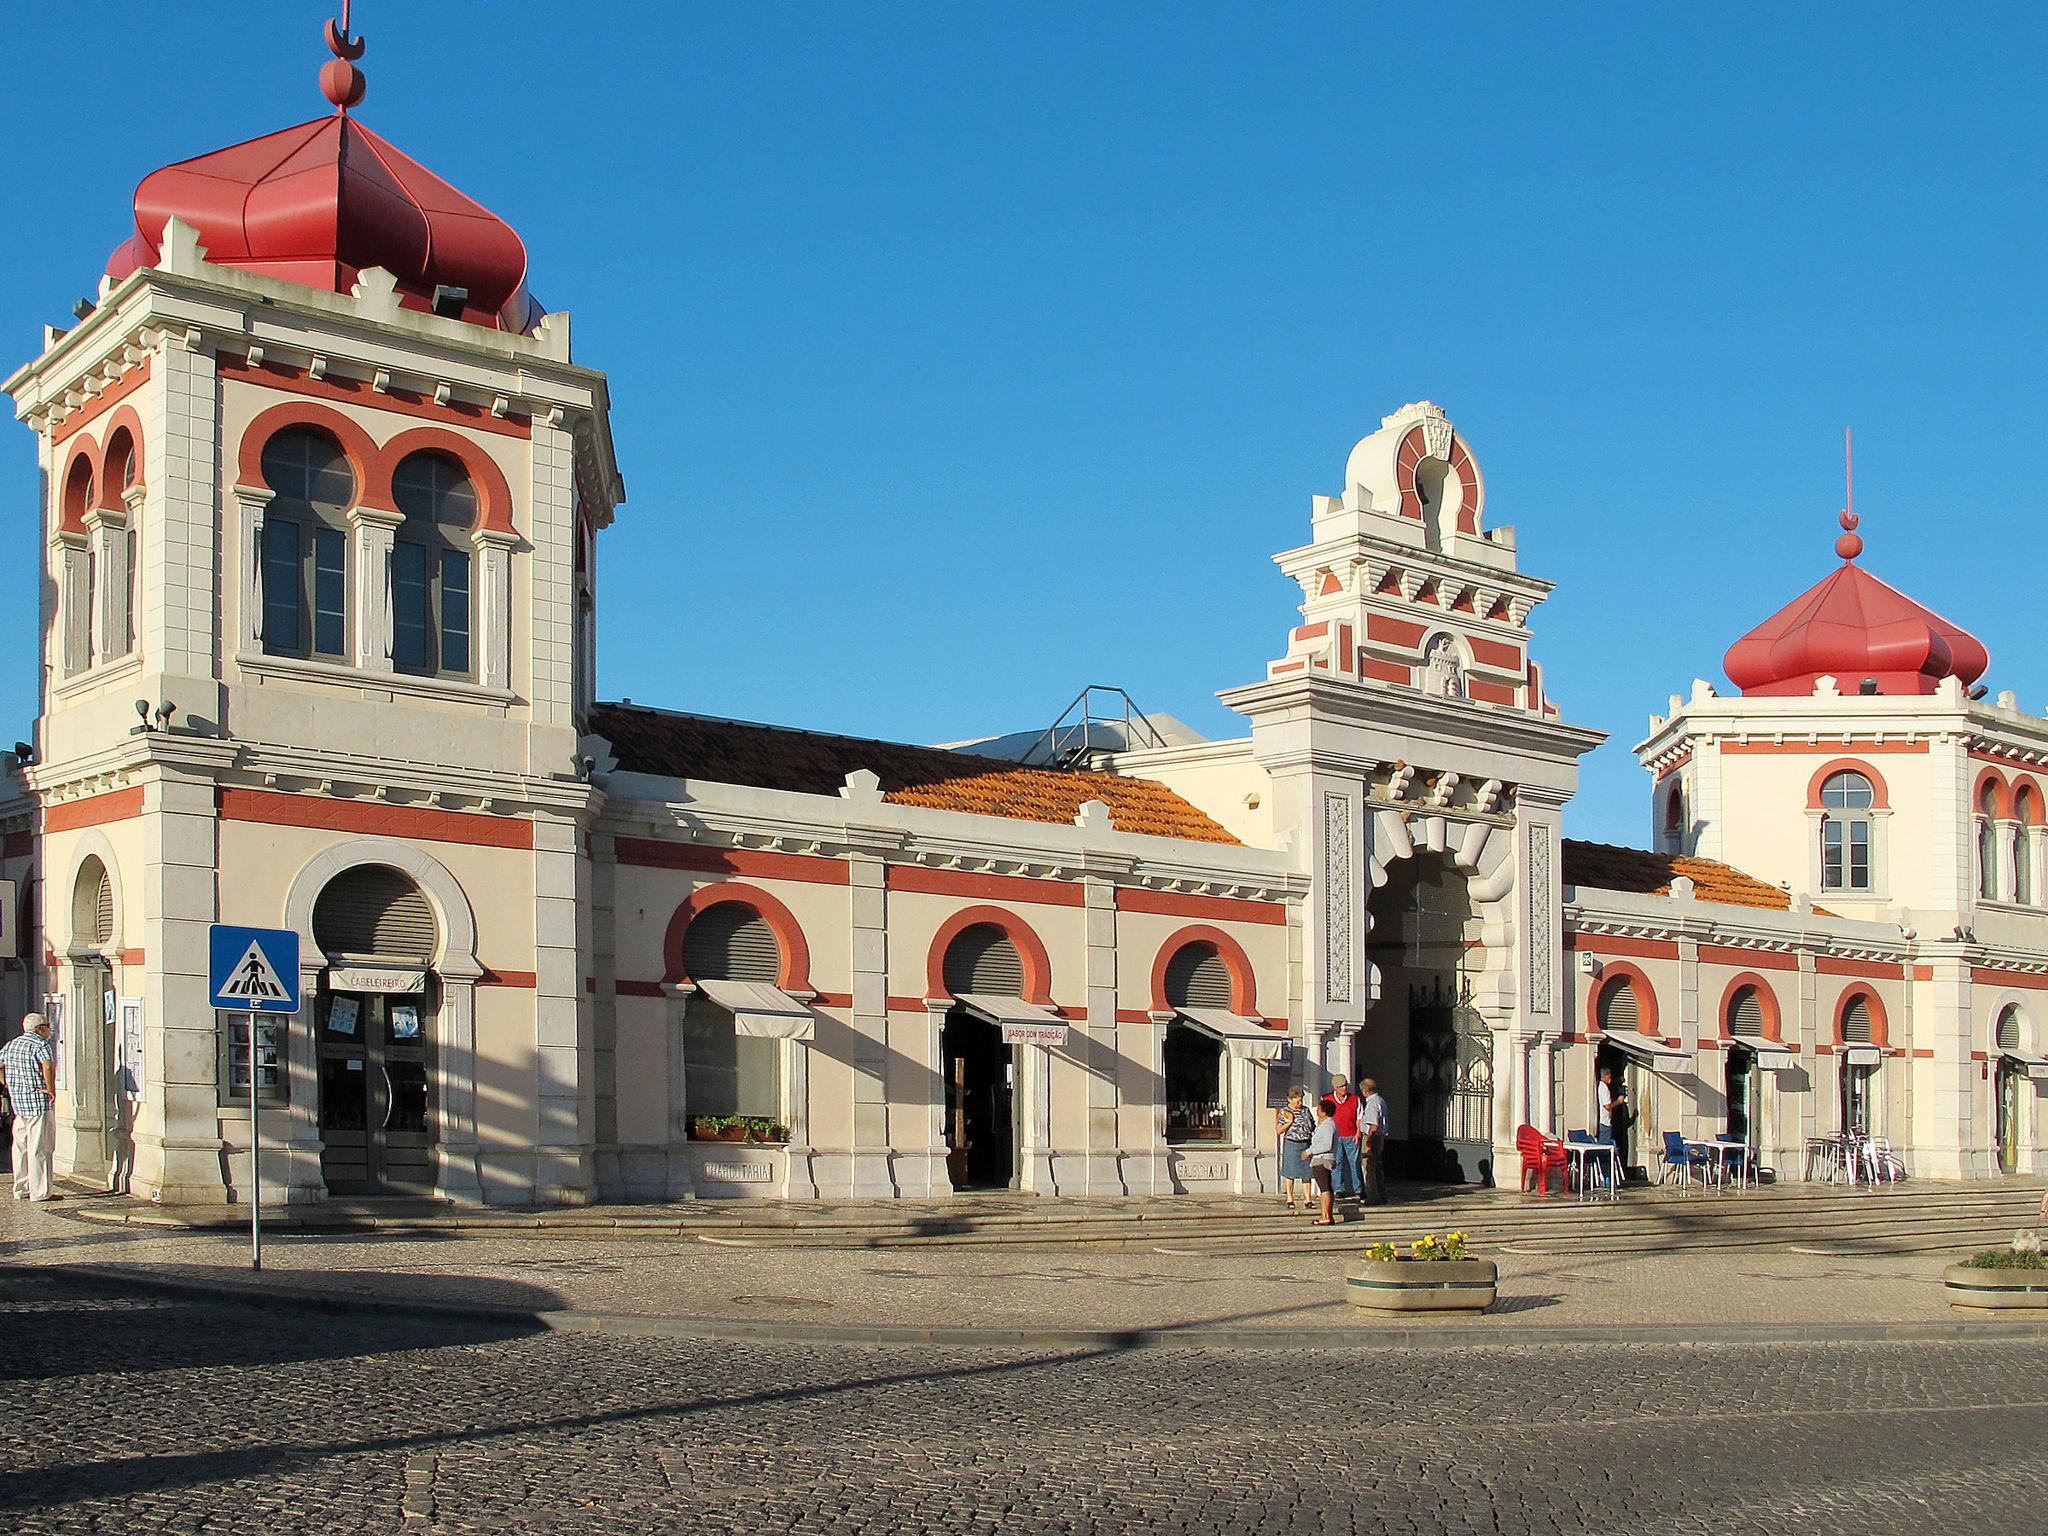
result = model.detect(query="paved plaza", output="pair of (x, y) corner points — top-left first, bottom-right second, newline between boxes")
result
(4, 1261), (2047, 1535)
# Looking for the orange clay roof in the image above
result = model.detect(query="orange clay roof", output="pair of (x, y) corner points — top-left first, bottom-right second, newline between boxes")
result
(1562, 839), (1797, 912)
(592, 704), (1240, 845)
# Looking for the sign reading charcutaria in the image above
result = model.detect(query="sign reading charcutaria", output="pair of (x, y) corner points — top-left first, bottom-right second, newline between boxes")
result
(1528, 825), (1552, 1014)
(1324, 791), (1352, 1004)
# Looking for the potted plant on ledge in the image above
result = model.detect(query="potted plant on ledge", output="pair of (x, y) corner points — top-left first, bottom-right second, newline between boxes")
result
(1944, 1230), (2048, 1310)
(686, 1115), (752, 1143)
(1345, 1231), (1498, 1313)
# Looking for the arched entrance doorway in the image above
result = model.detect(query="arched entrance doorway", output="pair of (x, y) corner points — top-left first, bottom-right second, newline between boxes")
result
(66, 855), (120, 1183)
(312, 865), (440, 1195)
(1161, 943), (1231, 1145)
(1364, 852), (1488, 1183)
(1996, 1005), (2026, 1175)
(940, 924), (1023, 1190)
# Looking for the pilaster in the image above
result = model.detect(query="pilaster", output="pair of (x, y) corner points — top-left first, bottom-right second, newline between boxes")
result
(347, 504), (403, 673)
(530, 812), (592, 1202)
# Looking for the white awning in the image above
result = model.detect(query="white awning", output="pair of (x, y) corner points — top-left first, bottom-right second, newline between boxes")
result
(1602, 1032), (1693, 1068)
(1176, 1008), (1290, 1061)
(2003, 1050), (2048, 1079)
(696, 978), (816, 1041)
(1841, 1044), (1883, 1068)
(1729, 1033), (1798, 1061)
(956, 993), (1069, 1046)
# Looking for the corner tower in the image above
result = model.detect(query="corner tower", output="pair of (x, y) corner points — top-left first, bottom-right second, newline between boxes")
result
(5, 24), (623, 1206)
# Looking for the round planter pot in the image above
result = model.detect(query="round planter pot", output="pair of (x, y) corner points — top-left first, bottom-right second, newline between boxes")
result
(1345, 1257), (1498, 1313)
(1942, 1262), (2048, 1310)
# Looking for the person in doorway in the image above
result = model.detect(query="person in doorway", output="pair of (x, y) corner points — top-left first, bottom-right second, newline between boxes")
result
(1306, 1097), (1340, 1225)
(1327, 1075), (1364, 1199)
(1274, 1089), (1316, 1213)
(1358, 1077), (1390, 1205)
(1600, 1066), (1633, 1174)
(3, 1014), (58, 1203)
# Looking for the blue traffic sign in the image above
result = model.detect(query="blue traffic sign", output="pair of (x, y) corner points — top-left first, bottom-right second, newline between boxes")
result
(208, 925), (302, 1013)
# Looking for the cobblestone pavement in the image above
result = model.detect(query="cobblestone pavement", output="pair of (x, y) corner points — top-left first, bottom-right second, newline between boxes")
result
(0, 1192), (1996, 1333)
(3, 1267), (2045, 1535)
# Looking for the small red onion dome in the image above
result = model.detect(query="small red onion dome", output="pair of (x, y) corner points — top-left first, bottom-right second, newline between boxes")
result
(1723, 516), (1989, 698)
(104, 115), (539, 332)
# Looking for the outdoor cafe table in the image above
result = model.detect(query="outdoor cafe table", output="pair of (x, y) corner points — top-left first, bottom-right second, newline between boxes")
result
(1683, 1138), (1748, 1190)
(1560, 1141), (1618, 1202)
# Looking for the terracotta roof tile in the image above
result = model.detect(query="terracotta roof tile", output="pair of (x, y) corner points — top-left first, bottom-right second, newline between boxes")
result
(592, 704), (1240, 845)
(1562, 839), (1796, 912)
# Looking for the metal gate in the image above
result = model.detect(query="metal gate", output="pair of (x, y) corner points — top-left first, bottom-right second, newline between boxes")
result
(1406, 977), (1494, 1182)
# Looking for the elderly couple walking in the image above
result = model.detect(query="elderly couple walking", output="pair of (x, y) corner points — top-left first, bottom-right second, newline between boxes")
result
(1277, 1075), (1388, 1224)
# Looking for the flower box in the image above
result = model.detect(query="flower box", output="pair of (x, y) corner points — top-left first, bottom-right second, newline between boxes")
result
(1943, 1261), (2048, 1310)
(1344, 1257), (1498, 1313)
(688, 1123), (750, 1143)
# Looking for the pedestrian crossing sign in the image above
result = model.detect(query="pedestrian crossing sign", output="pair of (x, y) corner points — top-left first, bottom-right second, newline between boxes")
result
(208, 925), (302, 1013)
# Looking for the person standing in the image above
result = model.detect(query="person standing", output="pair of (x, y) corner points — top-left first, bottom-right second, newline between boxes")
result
(1306, 1097), (1340, 1225)
(3, 1014), (58, 1203)
(1600, 1065), (1632, 1175)
(1274, 1089), (1316, 1213)
(1327, 1075), (1364, 1200)
(1358, 1076), (1390, 1205)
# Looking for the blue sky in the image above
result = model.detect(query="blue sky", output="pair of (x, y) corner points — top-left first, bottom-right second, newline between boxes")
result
(2, 3), (2043, 847)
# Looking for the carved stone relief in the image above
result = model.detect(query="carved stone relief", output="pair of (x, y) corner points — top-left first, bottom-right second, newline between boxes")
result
(1324, 791), (1352, 1005)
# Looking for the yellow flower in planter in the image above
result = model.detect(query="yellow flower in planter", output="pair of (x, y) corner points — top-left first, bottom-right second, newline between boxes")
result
(1364, 1241), (1399, 1263)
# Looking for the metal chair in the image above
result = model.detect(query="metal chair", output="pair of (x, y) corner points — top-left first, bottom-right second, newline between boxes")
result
(1660, 1131), (1712, 1188)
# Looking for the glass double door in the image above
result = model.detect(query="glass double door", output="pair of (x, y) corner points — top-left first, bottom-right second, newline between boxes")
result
(318, 991), (434, 1195)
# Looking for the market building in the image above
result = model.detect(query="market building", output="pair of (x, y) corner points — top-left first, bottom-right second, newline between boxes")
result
(2, 26), (2042, 1207)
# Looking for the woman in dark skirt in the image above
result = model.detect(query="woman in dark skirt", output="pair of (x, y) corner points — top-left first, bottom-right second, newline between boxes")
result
(1275, 1088), (1316, 1212)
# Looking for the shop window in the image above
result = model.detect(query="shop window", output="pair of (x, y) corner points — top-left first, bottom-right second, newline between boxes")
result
(220, 1014), (288, 1107)
(681, 902), (784, 1120)
(391, 452), (477, 680)
(1819, 771), (1873, 891)
(260, 428), (355, 661)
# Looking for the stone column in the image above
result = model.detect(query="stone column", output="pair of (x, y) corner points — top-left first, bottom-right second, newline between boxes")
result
(1017, 1039), (1056, 1194)
(923, 999), (953, 1195)
(1499, 790), (1567, 1173)
(662, 984), (695, 1200)
(780, 1037), (819, 1199)
(530, 813), (592, 1203)
(844, 851), (894, 1198)
(277, 958), (328, 1203)
(83, 504), (130, 665)
(1080, 874), (1121, 1194)
(588, 830), (621, 1197)
(231, 486), (271, 657)
(434, 962), (486, 1203)
(348, 504), (403, 673)
(476, 528), (517, 692)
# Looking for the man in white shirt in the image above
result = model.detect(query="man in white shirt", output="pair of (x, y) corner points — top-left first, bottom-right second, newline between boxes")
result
(1358, 1076), (1390, 1205)
(3, 1014), (58, 1203)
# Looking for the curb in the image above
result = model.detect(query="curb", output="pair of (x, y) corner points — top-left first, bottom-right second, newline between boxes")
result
(21, 1261), (2048, 1352)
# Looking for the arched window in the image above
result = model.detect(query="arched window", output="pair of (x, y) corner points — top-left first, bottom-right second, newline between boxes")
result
(2015, 789), (2038, 906)
(313, 865), (439, 960)
(943, 923), (1026, 997)
(104, 428), (139, 657)
(681, 902), (784, 1122)
(1596, 975), (1643, 1034)
(260, 428), (355, 660)
(1996, 1005), (2023, 1054)
(72, 856), (113, 950)
(1819, 771), (1874, 891)
(1839, 993), (1877, 1134)
(1978, 782), (2002, 901)
(392, 452), (477, 679)
(1662, 783), (1686, 852)
(1162, 943), (1230, 1143)
(1840, 994), (1874, 1044)
(62, 456), (95, 527)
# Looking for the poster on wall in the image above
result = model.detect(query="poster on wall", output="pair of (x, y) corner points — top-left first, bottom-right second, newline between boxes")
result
(116, 998), (144, 1104)
(391, 1005), (421, 1041)
(42, 994), (64, 1092)
(328, 996), (361, 1037)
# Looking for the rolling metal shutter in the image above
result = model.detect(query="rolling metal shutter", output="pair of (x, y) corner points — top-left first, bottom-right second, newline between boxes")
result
(313, 866), (438, 961)
(1841, 995), (1873, 1044)
(1164, 943), (1233, 1010)
(943, 924), (1026, 997)
(682, 903), (781, 983)
(1728, 986), (1764, 1038)
(73, 859), (113, 949)
(1997, 1006), (2022, 1053)
(1597, 977), (1640, 1034)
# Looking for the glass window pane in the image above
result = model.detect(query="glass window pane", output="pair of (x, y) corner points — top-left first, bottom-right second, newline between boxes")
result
(262, 518), (302, 654)
(1821, 819), (1843, 888)
(313, 526), (347, 658)
(440, 549), (471, 675)
(393, 540), (432, 672)
(1848, 822), (1869, 888)
(227, 1017), (287, 1103)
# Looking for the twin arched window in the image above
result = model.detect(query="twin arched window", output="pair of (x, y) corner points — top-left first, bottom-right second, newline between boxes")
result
(258, 430), (478, 680)
(1819, 771), (1874, 891)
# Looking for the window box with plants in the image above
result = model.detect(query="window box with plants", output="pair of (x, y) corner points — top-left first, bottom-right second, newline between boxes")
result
(1345, 1232), (1497, 1313)
(1944, 1231), (2048, 1310)
(686, 1116), (791, 1145)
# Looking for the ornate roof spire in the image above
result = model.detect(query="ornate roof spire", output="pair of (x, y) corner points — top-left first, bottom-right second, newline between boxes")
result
(1835, 427), (1863, 561)
(321, 3), (367, 113)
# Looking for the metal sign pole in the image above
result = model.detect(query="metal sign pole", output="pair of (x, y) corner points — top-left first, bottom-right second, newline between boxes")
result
(249, 1011), (261, 1271)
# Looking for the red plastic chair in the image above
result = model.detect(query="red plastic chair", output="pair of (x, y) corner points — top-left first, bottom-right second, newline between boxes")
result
(1517, 1124), (1567, 1197)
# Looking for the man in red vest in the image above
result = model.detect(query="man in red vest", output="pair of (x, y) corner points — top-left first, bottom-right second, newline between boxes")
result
(1327, 1075), (1363, 1199)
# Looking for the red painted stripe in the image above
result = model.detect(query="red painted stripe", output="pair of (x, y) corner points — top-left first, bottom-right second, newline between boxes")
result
(1366, 613), (1427, 648)
(1114, 887), (1287, 926)
(117, 948), (145, 966)
(614, 838), (849, 886)
(1467, 636), (1522, 671)
(1564, 933), (1680, 961)
(1720, 739), (1929, 756)
(885, 865), (1084, 906)
(1973, 966), (2048, 990)
(479, 968), (537, 988)
(219, 356), (531, 438)
(219, 789), (532, 849)
(43, 787), (145, 832)
(1697, 944), (1798, 972)
(616, 980), (666, 998)
(1358, 658), (1410, 685)
(1816, 956), (1903, 980)
(1466, 679), (1517, 706)
(52, 359), (151, 443)
(809, 991), (853, 1009)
